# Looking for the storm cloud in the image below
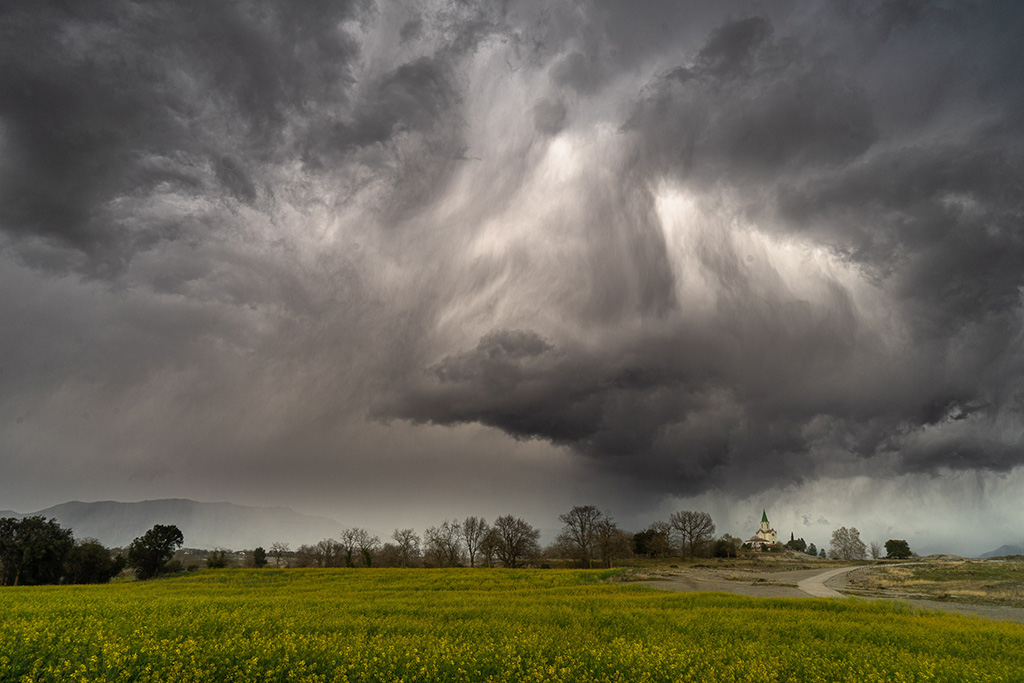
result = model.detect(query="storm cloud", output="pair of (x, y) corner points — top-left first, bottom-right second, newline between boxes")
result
(382, 3), (1024, 496)
(1, 1), (1022, 550)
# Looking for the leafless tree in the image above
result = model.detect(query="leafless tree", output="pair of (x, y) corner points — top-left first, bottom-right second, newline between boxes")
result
(480, 527), (500, 568)
(391, 528), (420, 567)
(462, 517), (489, 567)
(316, 538), (344, 567)
(492, 515), (540, 568)
(424, 520), (463, 567)
(869, 541), (882, 560)
(270, 541), (289, 568)
(338, 528), (378, 567)
(557, 505), (603, 568)
(830, 527), (867, 560)
(355, 529), (380, 567)
(595, 517), (632, 568)
(292, 544), (317, 568)
(669, 510), (716, 558)
(296, 538), (343, 567)
(338, 529), (359, 567)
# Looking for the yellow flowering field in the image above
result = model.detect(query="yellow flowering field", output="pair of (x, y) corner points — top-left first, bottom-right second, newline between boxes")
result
(2, 569), (1023, 682)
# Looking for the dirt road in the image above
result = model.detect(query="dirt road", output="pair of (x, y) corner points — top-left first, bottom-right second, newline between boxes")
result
(796, 565), (865, 597)
(645, 565), (1024, 625)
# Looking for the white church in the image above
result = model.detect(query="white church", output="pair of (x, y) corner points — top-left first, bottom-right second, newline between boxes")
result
(745, 509), (778, 550)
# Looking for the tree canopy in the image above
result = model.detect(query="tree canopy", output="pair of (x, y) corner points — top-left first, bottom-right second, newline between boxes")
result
(885, 539), (912, 559)
(492, 515), (540, 568)
(127, 524), (184, 579)
(830, 526), (867, 560)
(0, 516), (74, 586)
(557, 505), (603, 568)
(669, 510), (716, 558)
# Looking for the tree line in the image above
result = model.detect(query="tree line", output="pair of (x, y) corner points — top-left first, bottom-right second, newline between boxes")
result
(286, 507), (911, 569)
(0, 516), (189, 585)
(290, 514), (542, 569)
(1, 510), (915, 583)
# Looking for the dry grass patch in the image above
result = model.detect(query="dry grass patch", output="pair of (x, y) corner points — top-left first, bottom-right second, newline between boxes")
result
(849, 558), (1024, 606)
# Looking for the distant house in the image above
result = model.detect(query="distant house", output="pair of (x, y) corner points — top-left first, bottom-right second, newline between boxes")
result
(745, 510), (778, 550)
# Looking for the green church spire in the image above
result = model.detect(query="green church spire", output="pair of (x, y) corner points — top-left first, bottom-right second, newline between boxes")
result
(761, 509), (769, 524)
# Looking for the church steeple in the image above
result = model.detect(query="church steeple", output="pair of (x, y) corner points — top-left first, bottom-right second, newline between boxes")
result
(749, 509), (778, 549)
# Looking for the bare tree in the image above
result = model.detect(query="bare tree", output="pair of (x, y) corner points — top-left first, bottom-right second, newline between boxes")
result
(830, 527), (867, 560)
(462, 517), (489, 568)
(480, 527), (500, 568)
(270, 542), (289, 568)
(869, 541), (882, 560)
(355, 529), (380, 567)
(296, 538), (342, 567)
(378, 543), (416, 567)
(557, 505), (603, 568)
(492, 515), (540, 568)
(338, 528), (378, 567)
(315, 538), (344, 567)
(669, 510), (716, 558)
(391, 528), (420, 567)
(293, 544), (317, 568)
(595, 517), (632, 568)
(424, 520), (463, 567)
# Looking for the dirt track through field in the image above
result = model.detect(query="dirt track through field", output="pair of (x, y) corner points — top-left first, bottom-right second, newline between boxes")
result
(645, 565), (1024, 625)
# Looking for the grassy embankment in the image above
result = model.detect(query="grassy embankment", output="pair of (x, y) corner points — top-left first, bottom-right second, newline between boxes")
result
(2, 568), (1023, 682)
(848, 557), (1024, 607)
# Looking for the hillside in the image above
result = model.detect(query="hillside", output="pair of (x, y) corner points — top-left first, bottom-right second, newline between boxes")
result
(1, 499), (341, 550)
(980, 545), (1024, 559)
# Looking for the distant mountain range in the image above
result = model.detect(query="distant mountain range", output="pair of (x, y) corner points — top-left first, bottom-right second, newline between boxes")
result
(979, 544), (1024, 558)
(0, 499), (342, 550)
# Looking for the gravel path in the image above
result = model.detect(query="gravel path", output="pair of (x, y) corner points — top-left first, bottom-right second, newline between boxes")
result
(645, 565), (1024, 625)
(797, 565), (867, 598)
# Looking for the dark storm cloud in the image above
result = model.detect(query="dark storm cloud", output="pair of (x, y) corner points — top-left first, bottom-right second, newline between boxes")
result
(624, 16), (878, 183)
(532, 98), (567, 135)
(0, 0), (375, 276)
(384, 5), (1024, 494)
(2, 0), (1023, 518)
(304, 56), (456, 162)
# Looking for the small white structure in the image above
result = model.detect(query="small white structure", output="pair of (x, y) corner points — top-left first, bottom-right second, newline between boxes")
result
(746, 509), (778, 550)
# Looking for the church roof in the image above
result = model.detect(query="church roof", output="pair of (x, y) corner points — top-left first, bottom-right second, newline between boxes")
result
(761, 509), (769, 523)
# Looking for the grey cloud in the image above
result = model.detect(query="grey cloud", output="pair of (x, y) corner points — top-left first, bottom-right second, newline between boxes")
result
(382, 7), (1024, 495)
(0, 0), (366, 276)
(306, 56), (457, 163)
(384, 306), (874, 495)
(399, 18), (424, 44)
(591, 0), (755, 70)
(2, 0), (1023, 530)
(624, 17), (877, 184)
(693, 16), (772, 80)
(550, 51), (606, 94)
(532, 98), (567, 135)
(383, 328), (705, 459)
(214, 156), (258, 204)
(779, 143), (1024, 329)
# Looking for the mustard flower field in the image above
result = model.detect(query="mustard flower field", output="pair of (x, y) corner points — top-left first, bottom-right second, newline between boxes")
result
(2, 569), (1023, 682)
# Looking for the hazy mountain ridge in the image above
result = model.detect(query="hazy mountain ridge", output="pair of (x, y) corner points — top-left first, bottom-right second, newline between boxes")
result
(0, 499), (341, 550)
(979, 544), (1024, 559)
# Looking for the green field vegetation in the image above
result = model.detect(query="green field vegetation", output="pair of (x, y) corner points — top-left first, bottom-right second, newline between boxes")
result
(853, 559), (1024, 607)
(915, 559), (1024, 583)
(2, 569), (1024, 682)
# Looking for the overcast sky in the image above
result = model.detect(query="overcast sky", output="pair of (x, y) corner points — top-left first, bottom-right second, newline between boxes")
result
(2, 1), (1022, 556)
